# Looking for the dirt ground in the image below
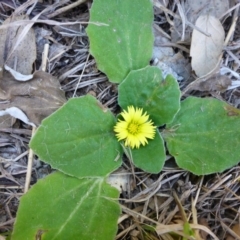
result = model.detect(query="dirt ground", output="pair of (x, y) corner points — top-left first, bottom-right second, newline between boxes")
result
(1, 0), (240, 239)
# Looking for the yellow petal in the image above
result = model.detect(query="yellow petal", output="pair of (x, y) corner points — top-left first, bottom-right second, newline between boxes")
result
(114, 106), (156, 149)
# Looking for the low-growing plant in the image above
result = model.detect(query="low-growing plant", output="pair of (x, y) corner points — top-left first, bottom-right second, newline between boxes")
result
(11, 0), (240, 239)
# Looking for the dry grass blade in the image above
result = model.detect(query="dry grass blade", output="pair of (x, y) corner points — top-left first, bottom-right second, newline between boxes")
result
(153, 0), (211, 37)
(197, 174), (232, 203)
(73, 52), (90, 97)
(172, 191), (188, 222)
(47, 0), (87, 18)
(221, 220), (240, 239)
(176, 0), (186, 41)
(156, 223), (219, 239)
(14, 0), (37, 14)
(0, 20), (107, 29)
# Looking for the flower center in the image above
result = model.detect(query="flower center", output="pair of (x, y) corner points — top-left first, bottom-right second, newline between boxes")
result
(128, 122), (139, 135)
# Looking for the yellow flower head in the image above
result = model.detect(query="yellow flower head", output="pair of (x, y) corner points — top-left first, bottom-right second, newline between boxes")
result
(114, 106), (156, 149)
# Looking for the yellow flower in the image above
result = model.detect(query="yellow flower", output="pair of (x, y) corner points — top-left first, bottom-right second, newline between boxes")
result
(114, 106), (156, 149)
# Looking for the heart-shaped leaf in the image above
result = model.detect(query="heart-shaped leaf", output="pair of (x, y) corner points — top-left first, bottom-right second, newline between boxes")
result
(129, 130), (166, 173)
(30, 95), (122, 178)
(118, 66), (181, 126)
(163, 97), (240, 175)
(86, 0), (154, 83)
(12, 172), (120, 240)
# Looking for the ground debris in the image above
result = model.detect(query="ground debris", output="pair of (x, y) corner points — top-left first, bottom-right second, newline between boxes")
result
(1, 1), (240, 239)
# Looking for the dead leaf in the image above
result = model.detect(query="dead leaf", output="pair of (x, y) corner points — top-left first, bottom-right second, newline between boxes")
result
(190, 15), (225, 77)
(0, 107), (35, 127)
(0, 115), (16, 129)
(0, 15), (36, 75)
(4, 65), (33, 81)
(190, 74), (231, 92)
(0, 70), (66, 126)
(171, 0), (228, 42)
(0, 115), (16, 128)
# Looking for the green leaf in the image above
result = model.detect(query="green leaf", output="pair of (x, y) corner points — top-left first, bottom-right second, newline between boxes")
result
(86, 0), (154, 83)
(183, 222), (194, 240)
(163, 97), (240, 175)
(30, 95), (122, 178)
(118, 66), (181, 126)
(127, 130), (166, 173)
(12, 172), (120, 240)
